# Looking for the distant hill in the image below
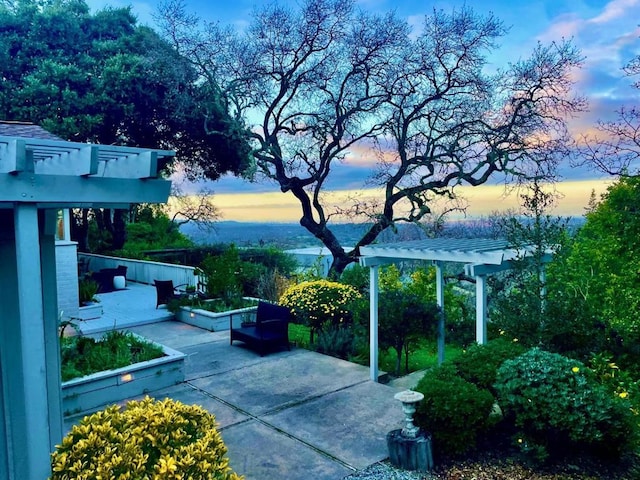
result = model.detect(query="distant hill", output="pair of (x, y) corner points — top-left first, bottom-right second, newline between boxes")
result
(179, 217), (586, 249)
(179, 221), (371, 249)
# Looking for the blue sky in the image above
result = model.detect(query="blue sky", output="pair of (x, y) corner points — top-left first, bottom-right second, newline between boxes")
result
(86, 0), (640, 219)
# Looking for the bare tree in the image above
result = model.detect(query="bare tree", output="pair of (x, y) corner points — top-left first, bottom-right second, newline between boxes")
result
(577, 50), (640, 176)
(158, 0), (585, 275)
(168, 183), (221, 231)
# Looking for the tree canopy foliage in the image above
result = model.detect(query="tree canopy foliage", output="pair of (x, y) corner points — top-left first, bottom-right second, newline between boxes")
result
(0, 0), (251, 177)
(159, 0), (585, 275)
(554, 177), (640, 344)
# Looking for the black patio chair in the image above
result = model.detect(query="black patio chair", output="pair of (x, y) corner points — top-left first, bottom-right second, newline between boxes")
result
(154, 280), (185, 308)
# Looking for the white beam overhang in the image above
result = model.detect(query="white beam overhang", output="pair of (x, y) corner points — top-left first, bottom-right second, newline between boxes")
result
(359, 256), (406, 267)
(0, 173), (171, 206)
(465, 252), (554, 276)
(359, 238), (513, 265)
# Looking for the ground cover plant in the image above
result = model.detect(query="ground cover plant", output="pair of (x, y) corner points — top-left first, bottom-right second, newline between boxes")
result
(60, 331), (164, 381)
(50, 397), (241, 479)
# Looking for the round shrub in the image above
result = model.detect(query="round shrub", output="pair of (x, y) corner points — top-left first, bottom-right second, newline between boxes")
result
(453, 337), (525, 394)
(279, 280), (361, 338)
(414, 364), (495, 457)
(50, 397), (242, 480)
(495, 348), (636, 461)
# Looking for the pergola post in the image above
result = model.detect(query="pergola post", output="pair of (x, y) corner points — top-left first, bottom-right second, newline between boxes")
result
(475, 274), (488, 344)
(2, 205), (56, 479)
(434, 261), (445, 364)
(369, 265), (379, 382)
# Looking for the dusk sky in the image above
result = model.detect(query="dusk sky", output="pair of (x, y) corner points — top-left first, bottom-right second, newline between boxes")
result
(87, 0), (640, 221)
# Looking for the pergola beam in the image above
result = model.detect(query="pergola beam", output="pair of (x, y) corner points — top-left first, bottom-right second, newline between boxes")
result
(0, 172), (171, 205)
(36, 145), (99, 176)
(0, 138), (26, 173)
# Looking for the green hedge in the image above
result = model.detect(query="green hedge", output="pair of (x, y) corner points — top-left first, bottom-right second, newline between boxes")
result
(414, 364), (495, 457)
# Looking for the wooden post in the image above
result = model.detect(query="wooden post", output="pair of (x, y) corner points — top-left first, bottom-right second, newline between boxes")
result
(475, 274), (487, 344)
(434, 262), (445, 364)
(370, 265), (379, 382)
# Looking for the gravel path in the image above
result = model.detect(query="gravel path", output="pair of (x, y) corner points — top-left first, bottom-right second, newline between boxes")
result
(343, 461), (434, 480)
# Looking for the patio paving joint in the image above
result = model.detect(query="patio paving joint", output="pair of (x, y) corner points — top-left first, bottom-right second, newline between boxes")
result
(185, 381), (361, 473)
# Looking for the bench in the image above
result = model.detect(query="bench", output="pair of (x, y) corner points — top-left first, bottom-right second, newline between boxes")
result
(230, 301), (292, 356)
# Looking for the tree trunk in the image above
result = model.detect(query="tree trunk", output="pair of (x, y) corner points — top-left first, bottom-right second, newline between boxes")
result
(112, 209), (127, 250)
(394, 348), (402, 377)
(70, 209), (90, 252)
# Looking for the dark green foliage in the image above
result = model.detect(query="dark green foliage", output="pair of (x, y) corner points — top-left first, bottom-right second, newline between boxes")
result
(375, 290), (440, 376)
(339, 264), (370, 294)
(313, 325), (356, 360)
(414, 364), (495, 457)
(548, 177), (640, 369)
(60, 331), (164, 381)
(78, 277), (99, 305)
(123, 210), (193, 253)
(406, 266), (476, 347)
(239, 247), (298, 278)
(452, 337), (525, 394)
(199, 245), (267, 299)
(0, 0), (251, 175)
(490, 180), (571, 350)
(495, 348), (636, 462)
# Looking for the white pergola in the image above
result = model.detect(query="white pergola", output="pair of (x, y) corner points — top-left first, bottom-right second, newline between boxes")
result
(359, 238), (550, 382)
(0, 134), (173, 479)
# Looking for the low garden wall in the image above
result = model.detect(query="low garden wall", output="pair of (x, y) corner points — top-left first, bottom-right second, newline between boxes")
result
(79, 253), (199, 288)
(175, 304), (258, 332)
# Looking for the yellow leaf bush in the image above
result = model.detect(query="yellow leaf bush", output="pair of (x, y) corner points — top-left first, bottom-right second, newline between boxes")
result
(280, 280), (360, 324)
(50, 397), (242, 480)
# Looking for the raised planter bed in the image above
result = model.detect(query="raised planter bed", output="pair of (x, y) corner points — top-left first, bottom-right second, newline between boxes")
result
(62, 339), (186, 416)
(77, 302), (102, 320)
(176, 303), (258, 331)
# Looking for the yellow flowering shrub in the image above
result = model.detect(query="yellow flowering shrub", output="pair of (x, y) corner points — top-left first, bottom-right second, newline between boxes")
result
(50, 397), (242, 480)
(279, 280), (361, 340)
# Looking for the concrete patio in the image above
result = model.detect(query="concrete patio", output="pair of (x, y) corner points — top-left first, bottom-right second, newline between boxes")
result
(64, 283), (423, 480)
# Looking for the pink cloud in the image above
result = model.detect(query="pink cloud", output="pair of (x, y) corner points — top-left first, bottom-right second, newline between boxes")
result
(589, 0), (640, 24)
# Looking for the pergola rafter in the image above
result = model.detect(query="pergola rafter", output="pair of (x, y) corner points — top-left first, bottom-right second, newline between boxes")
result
(0, 136), (173, 179)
